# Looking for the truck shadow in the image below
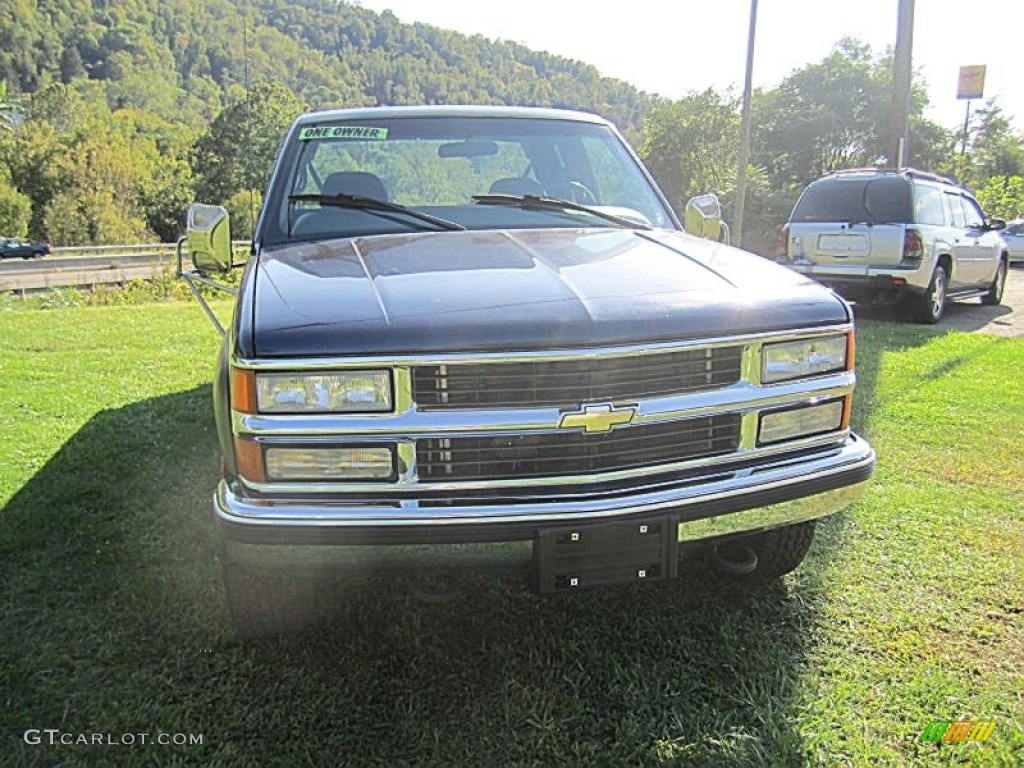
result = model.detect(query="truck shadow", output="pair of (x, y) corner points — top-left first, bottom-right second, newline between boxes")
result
(0, 312), (944, 766)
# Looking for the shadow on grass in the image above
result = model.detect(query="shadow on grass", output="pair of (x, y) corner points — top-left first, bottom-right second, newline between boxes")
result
(852, 296), (1011, 333)
(0, 313), (961, 766)
(0, 386), (817, 765)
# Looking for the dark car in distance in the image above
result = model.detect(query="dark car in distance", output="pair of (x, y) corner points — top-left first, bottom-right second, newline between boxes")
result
(0, 237), (50, 259)
(179, 106), (876, 639)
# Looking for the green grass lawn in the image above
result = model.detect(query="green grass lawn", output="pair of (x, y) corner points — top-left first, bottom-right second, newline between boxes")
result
(1, 303), (1021, 766)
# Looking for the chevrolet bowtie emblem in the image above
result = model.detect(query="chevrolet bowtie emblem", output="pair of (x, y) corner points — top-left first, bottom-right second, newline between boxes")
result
(558, 404), (637, 434)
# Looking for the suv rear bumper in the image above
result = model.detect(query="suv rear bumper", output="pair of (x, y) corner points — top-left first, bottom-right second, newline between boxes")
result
(216, 434), (875, 568)
(789, 263), (930, 301)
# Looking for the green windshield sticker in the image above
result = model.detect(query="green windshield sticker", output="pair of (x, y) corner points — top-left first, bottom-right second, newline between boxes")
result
(299, 126), (389, 141)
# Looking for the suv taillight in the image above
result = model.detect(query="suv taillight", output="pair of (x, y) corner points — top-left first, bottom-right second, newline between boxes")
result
(776, 225), (790, 260)
(903, 228), (924, 261)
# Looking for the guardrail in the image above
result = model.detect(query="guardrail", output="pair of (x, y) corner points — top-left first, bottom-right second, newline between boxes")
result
(50, 241), (251, 260)
(1, 241), (251, 292)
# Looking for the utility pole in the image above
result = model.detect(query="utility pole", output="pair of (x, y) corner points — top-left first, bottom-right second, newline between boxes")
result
(733, 0), (757, 247)
(889, 0), (915, 167)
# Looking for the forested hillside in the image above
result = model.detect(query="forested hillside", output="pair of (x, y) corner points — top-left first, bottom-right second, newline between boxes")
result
(0, 0), (651, 132)
(2, 1), (1022, 252)
(0, 0), (655, 245)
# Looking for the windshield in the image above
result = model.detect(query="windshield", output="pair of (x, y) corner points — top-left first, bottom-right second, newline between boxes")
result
(262, 114), (674, 244)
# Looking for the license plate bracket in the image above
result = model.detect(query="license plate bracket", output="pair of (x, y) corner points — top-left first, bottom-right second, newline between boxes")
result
(817, 233), (869, 255)
(532, 517), (677, 594)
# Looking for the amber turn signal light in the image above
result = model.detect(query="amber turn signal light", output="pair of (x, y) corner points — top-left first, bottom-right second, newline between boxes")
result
(230, 367), (257, 414)
(234, 437), (266, 483)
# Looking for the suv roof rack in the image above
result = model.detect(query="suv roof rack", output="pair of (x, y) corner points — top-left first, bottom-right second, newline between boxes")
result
(826, 166), (956, 185)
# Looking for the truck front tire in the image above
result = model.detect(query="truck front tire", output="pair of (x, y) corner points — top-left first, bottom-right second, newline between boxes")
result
(711, 520), (816, 583)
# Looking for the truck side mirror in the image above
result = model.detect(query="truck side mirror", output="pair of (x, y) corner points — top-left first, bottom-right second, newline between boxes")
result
(187, 203), (233, 274)
(683, 193), (724, 242)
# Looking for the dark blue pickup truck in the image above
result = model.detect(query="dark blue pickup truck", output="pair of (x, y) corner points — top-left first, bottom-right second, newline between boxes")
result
(0, 237), (50, 259)
(180, 106), (875, 639)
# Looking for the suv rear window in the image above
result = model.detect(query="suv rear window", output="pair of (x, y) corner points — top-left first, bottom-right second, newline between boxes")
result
(791, 176), (912, 224)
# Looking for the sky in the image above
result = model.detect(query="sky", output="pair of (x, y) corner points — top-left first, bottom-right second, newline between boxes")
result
(356, 0), (1024, 133)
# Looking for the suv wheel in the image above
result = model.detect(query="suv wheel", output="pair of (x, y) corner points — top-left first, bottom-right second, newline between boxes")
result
(981, 260), (1007, 306)
(710, 521), (816, 583)
(912, 263), (947, 323)
(222, 562), (319, 640)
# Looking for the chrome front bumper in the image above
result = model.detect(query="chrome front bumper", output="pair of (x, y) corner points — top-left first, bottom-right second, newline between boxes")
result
(216, 434), (875, 567)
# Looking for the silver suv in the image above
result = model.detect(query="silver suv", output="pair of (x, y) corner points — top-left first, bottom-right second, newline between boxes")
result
(778, 168), (1009, 323)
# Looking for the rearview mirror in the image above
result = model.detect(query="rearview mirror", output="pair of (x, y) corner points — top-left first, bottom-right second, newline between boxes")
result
(438, 140), (499, 158)
(187, 203), (232, 274)
(988, 217), (1006, 231)
(683, 193), (724, 241)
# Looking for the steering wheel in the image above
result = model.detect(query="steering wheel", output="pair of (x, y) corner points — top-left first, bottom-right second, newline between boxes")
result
(567, 181), (597, 205)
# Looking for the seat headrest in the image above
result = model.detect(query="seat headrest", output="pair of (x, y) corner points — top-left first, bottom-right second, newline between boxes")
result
(488, 177), (545, 197)
(322, 171), (388, 200)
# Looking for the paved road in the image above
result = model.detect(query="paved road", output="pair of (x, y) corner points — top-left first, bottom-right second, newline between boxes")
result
(854, 264), (1024, 337)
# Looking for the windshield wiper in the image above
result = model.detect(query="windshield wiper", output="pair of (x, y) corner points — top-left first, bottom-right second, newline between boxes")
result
(471, 194), (652, 230)
(288, 193), (466, 232)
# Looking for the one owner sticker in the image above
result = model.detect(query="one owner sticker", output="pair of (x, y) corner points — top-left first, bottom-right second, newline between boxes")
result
(299, 126), (389, 141)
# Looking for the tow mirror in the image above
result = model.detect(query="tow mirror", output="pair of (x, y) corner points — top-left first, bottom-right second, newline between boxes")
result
(187, 203), (233, 274)
(683, 193), (725, 242)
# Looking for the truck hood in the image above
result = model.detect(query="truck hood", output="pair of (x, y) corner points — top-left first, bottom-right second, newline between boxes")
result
(249, 228), (848, 357)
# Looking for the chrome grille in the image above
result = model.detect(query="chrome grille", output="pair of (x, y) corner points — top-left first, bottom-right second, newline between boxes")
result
(412, 346), (743, 409)
(416, 414), (742, 481)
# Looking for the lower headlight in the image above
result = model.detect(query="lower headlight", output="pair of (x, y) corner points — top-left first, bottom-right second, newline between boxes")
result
(264, 446), (395, 480)
(758, 400), (844, 444)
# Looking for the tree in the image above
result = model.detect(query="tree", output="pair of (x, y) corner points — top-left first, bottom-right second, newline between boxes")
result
(224, 188), (263, 240)
(0, 178), (31, 237)
(752, 40), (892, 189)
(640, 90), (740, 214)
(3, 115), (64, 237)
(39, 129), (153, 245)
(974, 175), (1024, 221)
(193, 83), (306, 206)
(0, 80), (19, 130)
(958, 100), (1024, 189)
(3, 84), (193, 244)
(43, 187), (150, 246)
(751, 40), (947, 190)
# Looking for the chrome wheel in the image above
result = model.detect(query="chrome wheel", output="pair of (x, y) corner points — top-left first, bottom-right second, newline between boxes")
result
(910, 264), (948, 324)
(930, 266), (946, 319)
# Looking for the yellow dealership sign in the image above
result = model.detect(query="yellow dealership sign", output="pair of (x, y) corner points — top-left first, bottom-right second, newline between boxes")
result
(957, 65), (986, 100)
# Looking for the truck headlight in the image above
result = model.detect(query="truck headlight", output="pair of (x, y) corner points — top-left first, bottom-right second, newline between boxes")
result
(758, 400), (844, 444)
(264, 446), (395, 480)
(762, 334), (849, 383)
(254, 370), (393, 413)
